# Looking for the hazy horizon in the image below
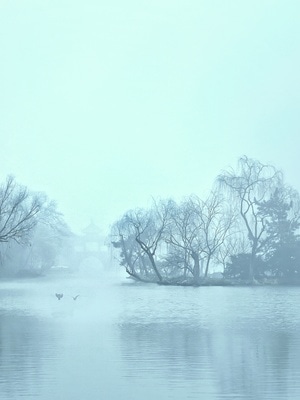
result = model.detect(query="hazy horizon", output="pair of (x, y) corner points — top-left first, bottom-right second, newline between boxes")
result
(1, 1), (299, 234)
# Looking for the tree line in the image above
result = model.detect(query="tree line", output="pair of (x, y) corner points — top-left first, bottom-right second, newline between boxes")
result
(0, 175), (72, 277)
(111, 156), (300, 285)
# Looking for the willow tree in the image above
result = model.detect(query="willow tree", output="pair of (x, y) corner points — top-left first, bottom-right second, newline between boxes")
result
(217, 156), (282, 281)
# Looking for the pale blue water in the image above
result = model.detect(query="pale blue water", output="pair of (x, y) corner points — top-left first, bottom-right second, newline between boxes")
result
(1, 272), (300, 399)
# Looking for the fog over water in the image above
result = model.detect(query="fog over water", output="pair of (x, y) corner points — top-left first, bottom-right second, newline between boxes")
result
(1, 2), (300, 399)
(1, 271), (300, 400)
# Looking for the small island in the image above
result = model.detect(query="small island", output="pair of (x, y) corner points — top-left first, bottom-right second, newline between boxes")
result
(111, 156), (300, 287)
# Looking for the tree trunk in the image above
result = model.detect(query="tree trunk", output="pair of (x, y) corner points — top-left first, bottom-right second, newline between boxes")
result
(200, 258), (204, 277)
(120, 236), (135, 272)
(191, 251), (200, 284)
(148, 252), (163, 282)
(183, 251), (188, 278)
(204, 255), (211, 278)
(125, 268), (152, 282)
(135, 237), (163, 282)
(249, 239), (258, 282)
(141, 256), (149, 277)
(249, 250), (255, 282)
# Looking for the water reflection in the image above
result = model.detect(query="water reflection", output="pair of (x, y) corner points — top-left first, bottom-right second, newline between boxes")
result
(118, 286), (300, 400)
(0, 312), (62, 399)
(119, 321), (300, 399)
(1, 277), (300, 399)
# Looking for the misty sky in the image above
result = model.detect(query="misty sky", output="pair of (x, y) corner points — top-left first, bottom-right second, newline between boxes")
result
(1, 1), (300, 233)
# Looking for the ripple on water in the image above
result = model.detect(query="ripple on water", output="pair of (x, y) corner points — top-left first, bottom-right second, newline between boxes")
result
(1, 277), (300, 399)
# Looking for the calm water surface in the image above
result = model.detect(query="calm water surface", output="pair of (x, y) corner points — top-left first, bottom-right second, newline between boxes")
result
(1, 271), (300, 400)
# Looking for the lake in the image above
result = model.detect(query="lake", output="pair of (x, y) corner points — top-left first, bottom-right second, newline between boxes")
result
(1, 270), (300, 400)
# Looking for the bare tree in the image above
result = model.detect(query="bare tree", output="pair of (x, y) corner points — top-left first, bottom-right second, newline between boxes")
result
(167, 193), (235, 283)
(215, 234), (250, 272)
(167, 195), (206, 284)
(0, 176), (43, 244)
(111, 215), (148, 281)
(128, 200), (173, 282)
(111, 199), (174, 282)
(217, 156), (282, 280)
(195, 192), (236, 277)
(26, 198), (72, 270)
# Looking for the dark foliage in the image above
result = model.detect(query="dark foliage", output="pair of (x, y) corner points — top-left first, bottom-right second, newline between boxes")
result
(224, 253), (266, 281)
